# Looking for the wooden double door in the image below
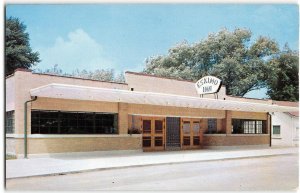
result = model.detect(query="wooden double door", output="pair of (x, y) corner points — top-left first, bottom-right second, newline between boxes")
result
(181, 118), (202, 149)
(141, 117), (165, 151)
(141, 116), (202, 151)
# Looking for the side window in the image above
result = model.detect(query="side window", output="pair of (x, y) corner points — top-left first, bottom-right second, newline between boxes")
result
(208, 119), (217, 134)
(6, 111), (15, 134)
(273, 125), (281, 135)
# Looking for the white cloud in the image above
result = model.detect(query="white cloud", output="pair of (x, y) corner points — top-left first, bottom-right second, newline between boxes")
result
(35, 29), (115, 73)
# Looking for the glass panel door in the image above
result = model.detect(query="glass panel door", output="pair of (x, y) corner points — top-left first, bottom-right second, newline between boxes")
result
(181, 118), (201, 149)
(193, 121), (200, 146)
(141, 117), (165, 151)
(142, 118), (152, 150)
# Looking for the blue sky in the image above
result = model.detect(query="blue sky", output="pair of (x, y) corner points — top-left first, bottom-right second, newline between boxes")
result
(6, 4), (299, 98)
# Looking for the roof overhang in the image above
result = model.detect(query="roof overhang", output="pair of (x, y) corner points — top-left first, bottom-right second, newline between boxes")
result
(30, 83), (299, 113)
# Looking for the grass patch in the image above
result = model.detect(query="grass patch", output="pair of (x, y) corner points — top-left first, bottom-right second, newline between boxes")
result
(6, 154), (17, 160)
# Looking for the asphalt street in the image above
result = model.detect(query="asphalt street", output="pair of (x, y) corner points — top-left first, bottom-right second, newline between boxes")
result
(6, 154), (298, 191)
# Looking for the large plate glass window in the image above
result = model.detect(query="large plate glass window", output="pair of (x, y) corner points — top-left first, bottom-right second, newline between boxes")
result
(31, 110), (118, 134)
(232, 119), (267, 134)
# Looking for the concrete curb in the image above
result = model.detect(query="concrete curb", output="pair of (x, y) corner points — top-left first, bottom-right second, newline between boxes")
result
(6, 151), (297, 180)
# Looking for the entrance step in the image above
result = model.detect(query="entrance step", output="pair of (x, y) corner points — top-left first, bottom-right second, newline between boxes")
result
(165, 146), (181, 151)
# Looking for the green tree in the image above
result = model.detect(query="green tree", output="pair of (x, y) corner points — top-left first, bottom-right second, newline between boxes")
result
(266, 45), (299, 101)
(144, 28), (279, 96)
(34, 64), (125, 83)
(5, 17), (40, 76)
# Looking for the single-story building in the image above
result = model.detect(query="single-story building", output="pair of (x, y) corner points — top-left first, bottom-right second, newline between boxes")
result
(5, 69), (298, 158)
(271, 101), (299, 147)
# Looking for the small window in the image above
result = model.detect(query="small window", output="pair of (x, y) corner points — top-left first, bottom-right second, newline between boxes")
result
(208, 119), (217, 133)
(6, 111), (14, 134)
(273, 125), (281, 135)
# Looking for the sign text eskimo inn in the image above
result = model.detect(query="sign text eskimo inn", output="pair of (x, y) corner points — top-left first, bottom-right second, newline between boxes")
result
(195, 76), (222, 95)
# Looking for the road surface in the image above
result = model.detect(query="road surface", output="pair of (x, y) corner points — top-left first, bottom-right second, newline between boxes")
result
(6, 154), (298, 191)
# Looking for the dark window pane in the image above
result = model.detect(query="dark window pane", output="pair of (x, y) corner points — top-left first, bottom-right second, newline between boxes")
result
(31, 110), (118, 134)
(6, 111), (15, 134)
(155, 120), (163, 133)
(183, 136), (190, 146)
(208, 119), (217, 133)
(50, 127), (58, 134)
(143, 120), (151, 133)
(193, 136), (200, 145)
(155, 137), (163, 146)
(143, 137), (151, 147)
(31, 125), (39, 134)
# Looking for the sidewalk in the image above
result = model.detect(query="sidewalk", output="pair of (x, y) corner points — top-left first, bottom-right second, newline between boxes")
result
(6, 146), (298, 179)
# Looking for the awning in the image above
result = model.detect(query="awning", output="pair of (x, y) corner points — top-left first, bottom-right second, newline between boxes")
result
(30, 83), (299, 113)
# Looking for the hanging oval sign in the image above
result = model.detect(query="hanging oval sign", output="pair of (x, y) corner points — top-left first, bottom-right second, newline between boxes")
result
(195, 76), (222, 95)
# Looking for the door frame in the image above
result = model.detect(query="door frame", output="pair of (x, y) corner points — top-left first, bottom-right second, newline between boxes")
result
(181, 118), (202, 150)
(141, 116), (166, 151)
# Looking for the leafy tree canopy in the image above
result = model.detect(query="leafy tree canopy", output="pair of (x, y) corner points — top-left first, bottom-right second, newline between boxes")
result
(5, 17), (40, 76)
(266, 44), (299, 101)
(34, 64), (125, 83)
(144, 28), (281, 97)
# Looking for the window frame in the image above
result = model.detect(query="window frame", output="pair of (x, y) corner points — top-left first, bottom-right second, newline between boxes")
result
(232, 119), (267, 134)
(5, 111), (15, 134)
(31, 110), (118, 135)
(207, 119), (217, 134)
(273, 125), (281, 135)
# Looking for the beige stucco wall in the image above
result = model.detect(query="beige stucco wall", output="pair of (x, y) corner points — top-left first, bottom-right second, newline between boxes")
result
(272, 112), (299, 146)
(6, 75), (15, 112)
(125, 72), (226, 99)
(6, 138), (17, 155)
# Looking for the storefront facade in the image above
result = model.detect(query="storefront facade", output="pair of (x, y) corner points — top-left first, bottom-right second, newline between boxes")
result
(5, 69), (297, 157)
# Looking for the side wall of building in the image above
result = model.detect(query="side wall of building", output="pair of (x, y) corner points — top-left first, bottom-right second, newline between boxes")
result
(272, 112), (299, 146)
(6, 75), (15, 112)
